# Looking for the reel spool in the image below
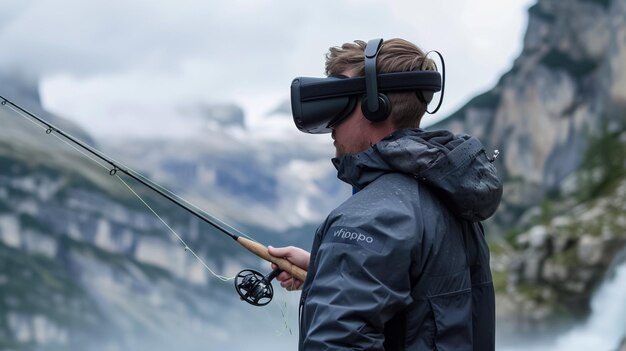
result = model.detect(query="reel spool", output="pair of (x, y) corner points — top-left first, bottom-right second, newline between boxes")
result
(234, 268), (282, 306)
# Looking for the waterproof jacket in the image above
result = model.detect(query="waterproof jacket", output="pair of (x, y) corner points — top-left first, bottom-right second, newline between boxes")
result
(299, 128), (503, 350)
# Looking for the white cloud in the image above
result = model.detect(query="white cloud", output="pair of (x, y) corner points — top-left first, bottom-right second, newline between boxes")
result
(0, 0), (534, 138)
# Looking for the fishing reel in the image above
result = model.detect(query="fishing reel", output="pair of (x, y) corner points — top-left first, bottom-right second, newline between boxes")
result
(234, 268), (282, 306)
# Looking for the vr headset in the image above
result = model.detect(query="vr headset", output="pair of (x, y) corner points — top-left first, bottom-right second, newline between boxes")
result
(291, 38), (445, 134)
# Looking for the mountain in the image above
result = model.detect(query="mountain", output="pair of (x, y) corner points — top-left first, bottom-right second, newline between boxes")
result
(99, 131), (347, 233)
(2, 0), (626, 349)
(93, 99), (350, 233)
(0, 74), (94, 146)
(429, 0), (626, 345)
(433, 0), (626, 228)
(0, 82), (304, 350)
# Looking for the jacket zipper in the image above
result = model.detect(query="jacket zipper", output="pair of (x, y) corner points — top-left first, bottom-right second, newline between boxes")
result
(298, 290), (308, 348)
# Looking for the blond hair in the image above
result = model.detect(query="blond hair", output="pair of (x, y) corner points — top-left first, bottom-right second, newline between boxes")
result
(325, 38), (437, 129)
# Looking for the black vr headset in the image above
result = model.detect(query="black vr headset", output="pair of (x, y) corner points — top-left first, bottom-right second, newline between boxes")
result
(291, 38), (445, 134)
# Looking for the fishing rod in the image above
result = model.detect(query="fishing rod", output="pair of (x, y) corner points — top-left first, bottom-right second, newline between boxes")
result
(0, 95), (306, 307)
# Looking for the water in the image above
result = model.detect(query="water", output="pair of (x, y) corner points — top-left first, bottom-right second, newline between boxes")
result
(502, 253), (626, 351)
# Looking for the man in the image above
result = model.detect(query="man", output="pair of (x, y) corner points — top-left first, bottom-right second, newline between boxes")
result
(268, 38), (502, 350)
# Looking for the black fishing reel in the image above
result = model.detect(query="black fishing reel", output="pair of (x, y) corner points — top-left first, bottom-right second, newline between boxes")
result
(235, 268), (282, 306)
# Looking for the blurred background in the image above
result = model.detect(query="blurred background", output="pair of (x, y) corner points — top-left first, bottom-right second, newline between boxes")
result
(1, 0), (625, 350)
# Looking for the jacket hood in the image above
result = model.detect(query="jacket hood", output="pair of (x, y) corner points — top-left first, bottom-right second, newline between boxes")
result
(332, 128), (503, 221)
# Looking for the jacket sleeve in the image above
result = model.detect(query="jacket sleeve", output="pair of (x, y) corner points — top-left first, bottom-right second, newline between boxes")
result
(300, 217), (416, 350)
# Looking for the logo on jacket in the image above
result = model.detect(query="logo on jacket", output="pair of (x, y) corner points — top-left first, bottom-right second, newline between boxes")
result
(333, 228), (374, 243)
(324, 226), (386, 253)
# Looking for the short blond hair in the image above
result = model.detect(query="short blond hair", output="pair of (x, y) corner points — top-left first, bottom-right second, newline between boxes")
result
(325, 38), (437, 129)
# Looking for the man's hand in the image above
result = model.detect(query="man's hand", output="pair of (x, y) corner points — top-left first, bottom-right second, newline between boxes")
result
(268, 246), (310, 291)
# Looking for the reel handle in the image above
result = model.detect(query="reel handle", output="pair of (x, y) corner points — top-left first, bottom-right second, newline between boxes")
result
(236, 237), (307, 282)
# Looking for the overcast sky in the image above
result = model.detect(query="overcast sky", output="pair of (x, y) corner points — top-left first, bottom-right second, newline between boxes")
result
(0, 0), (534, 140)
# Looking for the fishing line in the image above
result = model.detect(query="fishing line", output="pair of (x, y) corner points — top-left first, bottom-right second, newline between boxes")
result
(276, 291), (294, 336)
(3, 100), (234, 281)
(116, 175), (234, 282)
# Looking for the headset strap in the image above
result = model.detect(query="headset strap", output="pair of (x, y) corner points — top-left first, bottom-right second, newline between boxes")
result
(364, 38), (384, 112)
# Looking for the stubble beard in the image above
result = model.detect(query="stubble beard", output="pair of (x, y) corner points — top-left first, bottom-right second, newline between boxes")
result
(334, 139), (370, 158)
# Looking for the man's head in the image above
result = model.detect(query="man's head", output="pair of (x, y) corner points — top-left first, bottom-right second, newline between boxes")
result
(326, 38), (437, 130)
(326, 38), (437, 156)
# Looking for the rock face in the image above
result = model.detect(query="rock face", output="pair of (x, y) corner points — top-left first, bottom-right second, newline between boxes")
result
(495, 178), (626, 335)
(0, 50), (325, 351)
(0, 107), (301, 350)
(429, 0), (626, 342)
(434, 0), (626, 228)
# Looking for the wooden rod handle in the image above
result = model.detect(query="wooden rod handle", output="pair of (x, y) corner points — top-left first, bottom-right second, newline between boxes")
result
(236, 237), (307, 282)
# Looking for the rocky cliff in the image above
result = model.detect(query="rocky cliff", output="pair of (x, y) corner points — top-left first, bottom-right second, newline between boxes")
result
(431, 0), (626, 342)
(0, 94), (302, 350)
(434, 0), (626, 226)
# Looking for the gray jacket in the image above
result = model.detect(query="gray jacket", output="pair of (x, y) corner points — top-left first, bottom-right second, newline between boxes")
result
(299, 128), (502, 350)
